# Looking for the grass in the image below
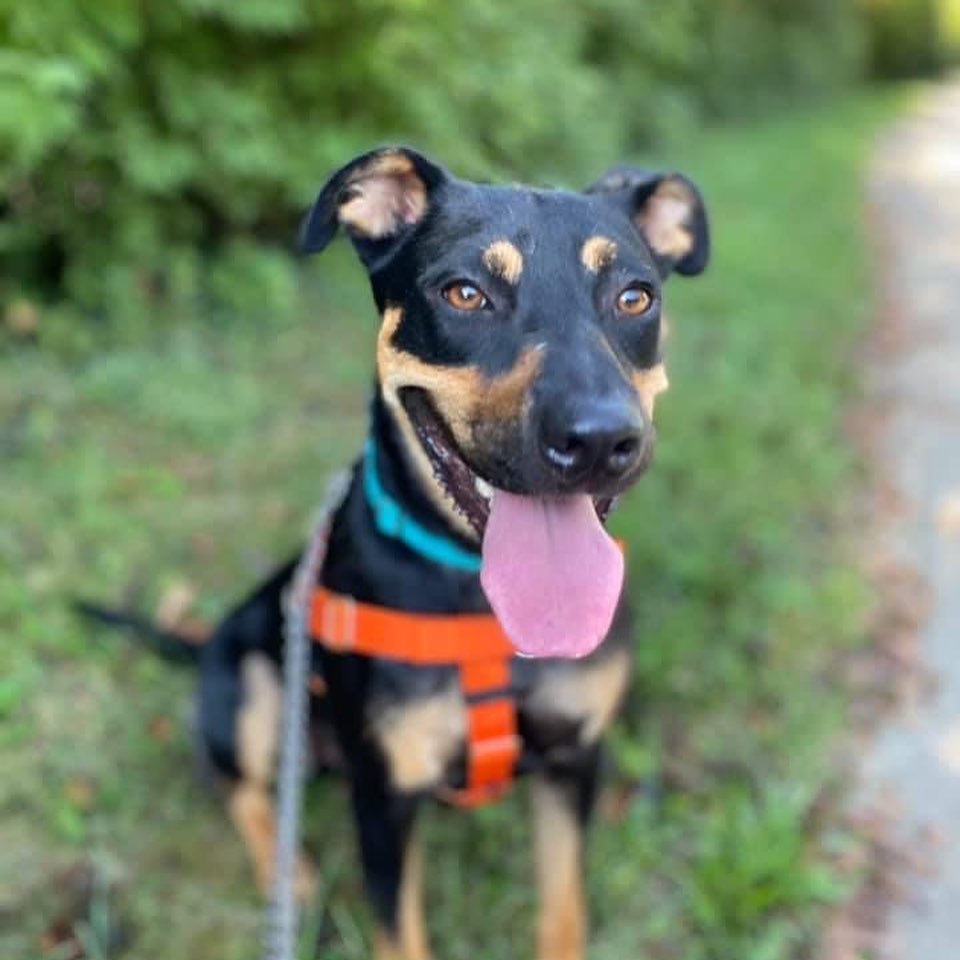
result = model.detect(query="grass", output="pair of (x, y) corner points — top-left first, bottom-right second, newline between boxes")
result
(0, 87), (904, 960)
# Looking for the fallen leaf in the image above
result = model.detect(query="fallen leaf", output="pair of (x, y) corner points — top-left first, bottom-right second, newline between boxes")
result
(64, 777), (97, 812)
(148, 714), (173, 743)
(39, 918), (83, 959)
(936, 491), (960, 538)
(154, 580), (197, 630)
(4, 298), (40, 337)
(936, 721), (960, 774)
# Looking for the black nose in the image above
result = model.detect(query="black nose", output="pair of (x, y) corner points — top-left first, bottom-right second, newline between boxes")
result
(537, 400), (645, 483)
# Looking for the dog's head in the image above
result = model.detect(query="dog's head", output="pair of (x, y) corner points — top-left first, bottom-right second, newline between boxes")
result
(302, 147), (709, 657)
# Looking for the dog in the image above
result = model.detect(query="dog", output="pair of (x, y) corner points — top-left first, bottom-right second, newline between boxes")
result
(79, 147), (709, 960)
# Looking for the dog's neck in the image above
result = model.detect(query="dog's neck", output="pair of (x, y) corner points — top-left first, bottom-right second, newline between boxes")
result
(319, 394), (488, 613)
(367, 394), (481, 562)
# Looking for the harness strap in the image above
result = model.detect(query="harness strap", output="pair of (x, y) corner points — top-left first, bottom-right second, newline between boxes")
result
(444, 679), (520, 808)
(311, 587), (519, 806)
(310, 588), (514, 663)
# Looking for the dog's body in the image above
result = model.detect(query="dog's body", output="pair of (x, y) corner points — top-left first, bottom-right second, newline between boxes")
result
(199, 472), (633, 960)
(83, 149), (708, 960)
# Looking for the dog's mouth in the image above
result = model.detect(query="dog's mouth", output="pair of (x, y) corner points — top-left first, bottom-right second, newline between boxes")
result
(400, 387), (626, 660)
(400, 388), (618, 537)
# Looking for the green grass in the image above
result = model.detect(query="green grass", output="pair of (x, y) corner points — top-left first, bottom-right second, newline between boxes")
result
(1, 88), (904, 960)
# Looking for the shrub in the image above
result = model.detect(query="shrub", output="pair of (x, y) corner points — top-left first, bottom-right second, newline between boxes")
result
(859, 0), (950, 77)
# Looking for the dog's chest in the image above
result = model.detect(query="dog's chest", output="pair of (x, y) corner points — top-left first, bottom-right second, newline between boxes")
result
(367, 649), (630, 793)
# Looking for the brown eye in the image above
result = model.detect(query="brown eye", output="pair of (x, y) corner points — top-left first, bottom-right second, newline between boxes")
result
(616, 284), (654, 316)
(442, 281), (489, 311)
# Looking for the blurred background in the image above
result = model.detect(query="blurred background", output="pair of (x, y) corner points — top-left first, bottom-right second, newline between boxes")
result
(2, 1), (959, 958)
(2, 0), (958, 332)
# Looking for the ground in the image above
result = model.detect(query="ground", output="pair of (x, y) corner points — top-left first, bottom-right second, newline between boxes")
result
(0, 91), (901, 959)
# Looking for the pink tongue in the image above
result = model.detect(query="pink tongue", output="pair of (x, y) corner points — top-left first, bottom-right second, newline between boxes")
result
(480, 491), (624, 659)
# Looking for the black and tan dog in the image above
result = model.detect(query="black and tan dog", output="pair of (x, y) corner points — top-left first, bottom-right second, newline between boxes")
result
(82, 148), (708, 960)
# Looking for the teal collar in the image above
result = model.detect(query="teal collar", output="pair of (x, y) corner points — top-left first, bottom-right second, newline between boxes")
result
(363, 439), (482, 573)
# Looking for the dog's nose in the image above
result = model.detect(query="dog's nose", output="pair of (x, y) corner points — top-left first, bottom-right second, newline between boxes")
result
(537, 400), (645, 483)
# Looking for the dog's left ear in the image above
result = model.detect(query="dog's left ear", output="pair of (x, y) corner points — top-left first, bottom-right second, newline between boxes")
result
(586, 167), (709, 277)
(300, 147), (447, 269)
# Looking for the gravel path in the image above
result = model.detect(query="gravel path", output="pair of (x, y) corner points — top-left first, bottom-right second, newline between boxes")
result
(861, 78), (960, 960)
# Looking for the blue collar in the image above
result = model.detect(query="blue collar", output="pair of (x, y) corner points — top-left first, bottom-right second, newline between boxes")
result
(362, 439), (483, 573)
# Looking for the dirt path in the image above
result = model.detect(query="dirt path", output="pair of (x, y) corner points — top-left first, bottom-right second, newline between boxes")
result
(859, 79), (960, 959)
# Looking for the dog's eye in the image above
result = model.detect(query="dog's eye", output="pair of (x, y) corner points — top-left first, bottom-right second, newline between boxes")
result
(442, 281), (489, 312)
(616, 284), (654, 317)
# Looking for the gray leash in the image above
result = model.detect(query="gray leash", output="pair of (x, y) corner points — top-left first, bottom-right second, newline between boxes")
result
(263, 471), (351, 960)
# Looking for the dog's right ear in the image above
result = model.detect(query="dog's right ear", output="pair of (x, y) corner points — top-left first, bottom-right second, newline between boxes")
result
(299, 147), (447, 269)
(586, 166), (709, 278)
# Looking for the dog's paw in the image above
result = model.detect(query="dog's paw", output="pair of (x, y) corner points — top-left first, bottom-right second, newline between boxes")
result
(373, 931), (434, 960)
(253, 851), (317, 905)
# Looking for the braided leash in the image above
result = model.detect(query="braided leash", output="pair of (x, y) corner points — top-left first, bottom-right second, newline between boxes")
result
(263, 471), (351, 960)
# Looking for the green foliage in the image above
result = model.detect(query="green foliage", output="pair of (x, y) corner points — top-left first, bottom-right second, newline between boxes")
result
(2, 0), (868, 323)
(693, 0), (866, 117)
(860, 0), (953, 77)
(681, 786), (846, 958)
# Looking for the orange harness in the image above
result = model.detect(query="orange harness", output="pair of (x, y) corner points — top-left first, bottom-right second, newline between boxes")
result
(310, 587), (520, 807)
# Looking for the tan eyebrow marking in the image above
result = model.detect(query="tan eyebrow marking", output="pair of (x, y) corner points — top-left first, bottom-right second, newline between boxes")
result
(482, 239), (524, 285)
(580, 236), (618, 273)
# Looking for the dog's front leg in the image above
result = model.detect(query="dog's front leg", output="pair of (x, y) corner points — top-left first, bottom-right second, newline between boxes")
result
(222, 652), (317, 903)
(347, 755), (431, 960)
(532, 746), (602, 960)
